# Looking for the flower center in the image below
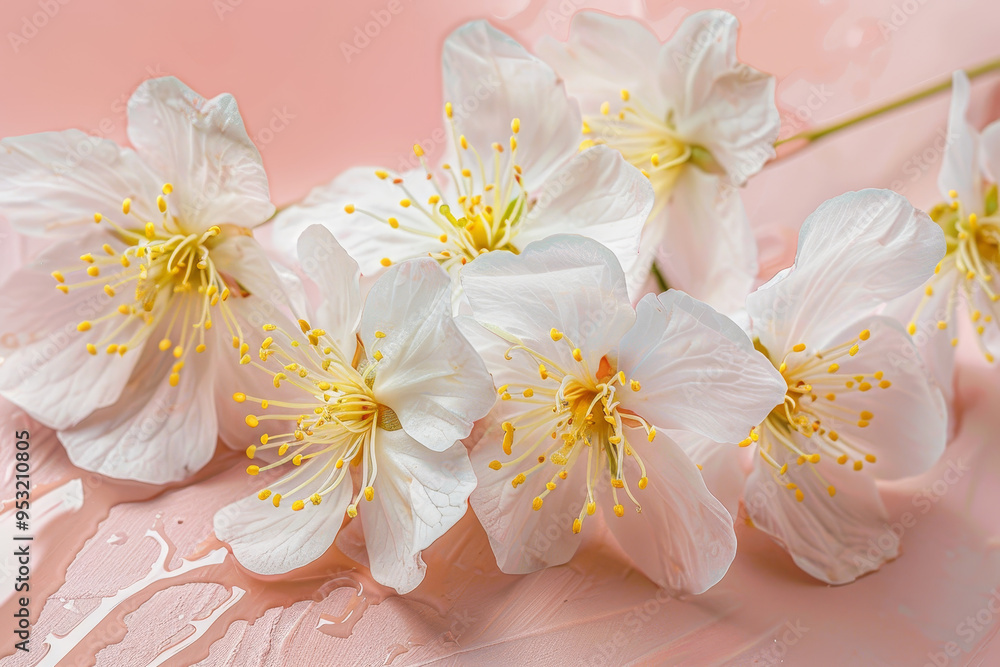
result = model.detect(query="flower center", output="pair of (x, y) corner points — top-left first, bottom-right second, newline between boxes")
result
(236, 318), (397, 516)
(749, 329), (890, 502)
(582, 88), (692, 205)
(909, 187), (999, 362)
(51, 184), (247, 386)
(487, 328), (654, 534)
(345, 105), (528, 273)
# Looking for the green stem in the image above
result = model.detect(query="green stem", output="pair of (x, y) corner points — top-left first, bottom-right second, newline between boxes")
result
(651, 262), (669, 293)
(775, 57), (1000, 148)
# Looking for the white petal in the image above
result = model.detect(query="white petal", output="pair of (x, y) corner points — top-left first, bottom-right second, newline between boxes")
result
(812, 317), (946, 480)
(659, 11), (779, 184)
(535, 11), (664, 113)
(461, 234), (635, 370)
(270, 166), (441, 275)
(673, 431), (749, 520)
(979, 120), (1000, 188)
(209, 232), (294, 310)
(126, 77), (274, 230)
(362, 258), (494, 451)
(745, 447), (896, 585)
(468, 414), (588, 574)
(515, 145), (653, 280)
(747, 189), (945, 354)
(296, 225), (362, 355)
(937, 71), (981, 208)
(604, 429), (737, 595)
(57, 331), (217, 483)
(360, 429), (476, 594)
(214, 460), (352, 575)
(654, 167), (757, 314)
(0, 130), (161, 237)
(0, 233), (148, 428)
(616, 291), (786, 443)
(442, 21), (580, 190)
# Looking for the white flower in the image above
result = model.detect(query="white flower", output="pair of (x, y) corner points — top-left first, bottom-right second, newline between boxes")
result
(713, 190), (947, 584)
(891, 71), (1000, 422)
(214, 225), (495, 594)
(458, 234), (786, 595)
(271, 21), (652, 295)
(0, 77), (285, 483)
(537, 10), (780, 311)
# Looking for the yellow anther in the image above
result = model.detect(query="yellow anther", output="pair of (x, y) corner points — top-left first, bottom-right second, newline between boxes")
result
(572, 348), (583, 362)
(795, 489), (805, 502)
(907, 322), (917, 335)
(444, 102), (453, 118)
(647, 428), (656, 442)
(539, 364), (548, 380)
(630, 379), (641, 391)
(51, 270), (65, 283)
(489, 460), (502, 470)
(848, 344), (860, 356)
(168, 373), (180, 387)
(310, 493), (322, 505)
(245, 415), (259, 428)
(86, 266), (100, 277)
(380, 258), (392, 267)
(638, 476), (648, 490)
(122, 198), (131, 214)
(620, 88), (630, 101)
(247, 465), (260, 475)
(858, 382), (872, 392)
(291, 500), (305, 511)
(511, 118), (520, 134)
(600, 101), (610, 115)
(792, 343), (806, 352)
(587, 502), (596, 515)
(532, 497), (543, 511)
(860, 410), (874, 420)
(613, 504), (625, 517)
(344, 204), (355, 214)
(292, 454), (303, 466)
(347, 504), (358, 518)
(522, 388), (534, 398)
(77, 321), (92, 332)
(937, 321), (947, 330)
(373, 350), (384, 362)
(413, 144), (424, 157)
(245, 445), (256, 459)
(572, 518), (582, 534)
(549, 328), (563, 341)
(257, 489), (271, 500)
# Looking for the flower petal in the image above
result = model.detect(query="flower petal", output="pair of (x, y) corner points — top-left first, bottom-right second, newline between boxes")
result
(360, 429), (476, 594)
(515, 145), (653, 282)
(0, 233), (148, 428)
(979, 120), (1000, 188)
(653, 167), (757, 314)
(744, 446), (897, 585)
(214, 461), (352, 575)
(0, 130), (161, 237)
(460, 234), (635, 371)
(535, 11), (664, 114)
(57, 328), (217, 483)
(362, 258), (494, 451)
(126, 77), (274, 231)
(746, 190), (945, 354)
(270, 166), (441, 275)
(813, 317), (946, 480)
(937, 71), (981, 208)
(658, 11), (779, 185)
(616, 290), (786, 443)
(442, 21), (580, 190)
(468, 414), (588, 574)
(672, 431), (749, 520)
(604, 428), (737, 595)
(296, 225), (362, 355)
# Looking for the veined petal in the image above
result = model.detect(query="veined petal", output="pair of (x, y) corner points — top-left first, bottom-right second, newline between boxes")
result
(515, 146), (653, 281)
(937, 71), (981, 208)
(747, 190), (945, 354)
(214, 461), (352, 575)
(654, 167), (757, 314)
(0, 130), (161, 237)
(604, 428), (737, 595)
(297, 225), (363, 355)
(673, 431), (749, 520)
(362, 258), (494, 451)
(126, 77), (274, 231)
(360, 429), (476, 594)
(468, 415), (588, 574)
(814, 317), (946, 480)
(659, 10), (779, 185)
(979, 120), (1000, 188)
(616, 291), (786, 443)
(57, 326), (217, 483)
(745, 447), (896, 585)
(270, 166), (441, 275)
(535, 11), (664, 113)
(0, 233), (148, 428)
(442, 21), (580, 191)
(461, 234), (635, 370)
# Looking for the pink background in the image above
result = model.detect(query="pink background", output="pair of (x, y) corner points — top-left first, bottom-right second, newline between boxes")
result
(2, 0), (1000, 665)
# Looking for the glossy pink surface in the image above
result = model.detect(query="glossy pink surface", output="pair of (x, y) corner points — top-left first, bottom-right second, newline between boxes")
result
(2, 0), (1000, 664)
